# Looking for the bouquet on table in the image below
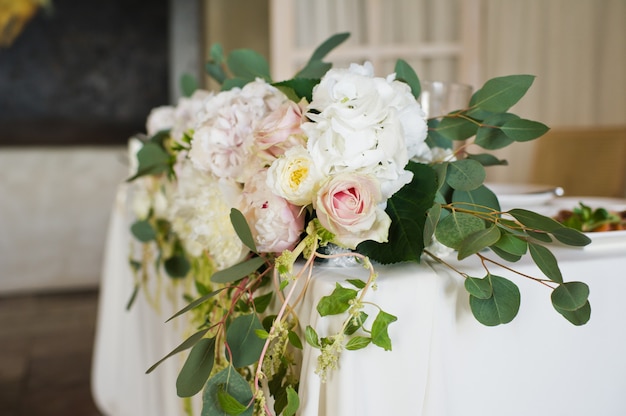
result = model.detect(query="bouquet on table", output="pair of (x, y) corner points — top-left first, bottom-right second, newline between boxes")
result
(127, 33), (591, 416)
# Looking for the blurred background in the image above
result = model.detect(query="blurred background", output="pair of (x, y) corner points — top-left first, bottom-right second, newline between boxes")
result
(0, 0), (624, 302)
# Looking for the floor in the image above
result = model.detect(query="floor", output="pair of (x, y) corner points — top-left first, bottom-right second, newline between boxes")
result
(0, 288), (103, 416)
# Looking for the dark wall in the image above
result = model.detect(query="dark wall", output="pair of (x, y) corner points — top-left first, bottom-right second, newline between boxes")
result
(0, 0), (169, 146)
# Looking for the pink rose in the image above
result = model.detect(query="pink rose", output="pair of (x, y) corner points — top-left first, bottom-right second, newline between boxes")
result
(238, 170), (305, 253)
(254, 100), (306, 157)
(314, 173), (391, 249)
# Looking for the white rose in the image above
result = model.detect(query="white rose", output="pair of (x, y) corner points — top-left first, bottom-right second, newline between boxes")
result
(146, 106), (175, 136)
(266, 145), (322, 206)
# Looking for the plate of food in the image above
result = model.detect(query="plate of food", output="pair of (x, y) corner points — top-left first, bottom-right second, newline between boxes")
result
(549, 197), (626, 248)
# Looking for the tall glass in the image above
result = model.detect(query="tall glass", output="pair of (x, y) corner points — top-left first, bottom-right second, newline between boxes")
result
(418, 80), (473, 119)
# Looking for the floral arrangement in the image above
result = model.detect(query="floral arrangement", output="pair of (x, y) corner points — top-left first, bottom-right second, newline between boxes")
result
(127, 33), (592, 416)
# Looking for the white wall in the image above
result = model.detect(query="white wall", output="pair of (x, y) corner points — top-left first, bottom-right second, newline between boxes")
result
(0, 147), (128, 294)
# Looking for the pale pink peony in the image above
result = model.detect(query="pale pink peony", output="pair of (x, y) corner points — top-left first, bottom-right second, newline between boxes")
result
(254, 100), (307, 157)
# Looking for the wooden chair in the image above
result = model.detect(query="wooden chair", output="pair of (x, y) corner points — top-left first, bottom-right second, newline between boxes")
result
(530, 126), (626, 198)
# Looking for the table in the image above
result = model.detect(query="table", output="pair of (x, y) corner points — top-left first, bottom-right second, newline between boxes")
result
(92, 185), (626, 416)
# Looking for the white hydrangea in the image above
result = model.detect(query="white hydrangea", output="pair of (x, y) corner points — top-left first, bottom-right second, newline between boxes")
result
(167, 158), (248, 270)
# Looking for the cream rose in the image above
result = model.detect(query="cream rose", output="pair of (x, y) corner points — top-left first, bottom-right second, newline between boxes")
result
(313, 173), (391, 249)
(266, 145), (322, 206)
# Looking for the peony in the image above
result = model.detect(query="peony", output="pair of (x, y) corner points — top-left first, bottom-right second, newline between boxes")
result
(254, 99), (307, 157)
(239, 170), (305, 253)
(303, 62), (428, 200)
(189, 79), (289, 182)
(313, 173), (391, 249)
(266, 145), (322, 206)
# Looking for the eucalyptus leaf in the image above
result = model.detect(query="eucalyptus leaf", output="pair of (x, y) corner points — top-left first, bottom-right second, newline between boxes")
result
(164, 253), (190, 279)
(211, 257), (265, 284)
(425, 119), (453, 149)
(436, 116), (478, 140)
(468, 74), (535, 112)
(180, 73), (198, 97)
(553, 301), (591, 326)
(146, 328), (210, 374)
(230, 208), (257, 252)
(526, 230), (553, 243)
(130, 220), (156, 242)
(509, 208), (564, 232)
(423, 203), (442, 248)
(227, 49), (271, 82)
(371, 311), (397, 351)
(305, 32), (350, 63)
(457, 225), (501, 260)
(473, 113), (519, 150)
(551, 282), (590, 311)
(316, 283), (358, 316)
(395, 58), (421, 98)
(435, 211), (486, 250)
(550, 227), (592, 247)
(469, 274), (520, 326)
(446, 159), (485, 191)
(452, 185), (501, 213)
(489, 245), (522, 263)
(226, 314), (266, 368)
(529, 243), (563, 283)
(166, 288), (226, 323)
(294, 60), (331, 80)
(176, 337), (216, 397)
(493, 231), (528, 256)
(500, 118), (550, 142)
(202, 366), (253, 416)
(273, 78), (320, 102)
(127, 141), (172, 181)
(466, 152), (509, 166)
(345, 336), (372, 351)
(464, 276), (493, 299)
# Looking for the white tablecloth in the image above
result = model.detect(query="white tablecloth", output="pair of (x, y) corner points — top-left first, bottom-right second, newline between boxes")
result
(92, 185), (626, 416)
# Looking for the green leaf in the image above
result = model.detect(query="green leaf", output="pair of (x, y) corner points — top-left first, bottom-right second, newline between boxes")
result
(508, 208), (565, 232)
(553, 301), (591, 326)
(551, 282), (590, 311)
(227, 49), (271, 82)
(147, 328), (210, 373)
(222, 77), (250, 91)
(526, 230), (553, 243)
(425, 119), (453, 149)
(446, 159), (486, 191)
(217, 387), (249, 415)
(202, 366), (253, 416)
(457, 225), (501, 260)
(436, 116), (478, 140)
(164, 253), (190, 278)
(316, 283), (358, 316)
(211, 257), (265, 284)
(500, 118), (549, 142)
(127, 141), (172, 181)
(346, 279), (366, 289)
(464, 276), (493, 299)
(493, 231), (528, 256)
(371, 311), (397, 351)
(466, 152), (509, 166)
(395, 58), (421, 98)
(253, 292), (273, 313)
(550, 227), (592, 247)
(311, 32), (350, 61)
(130, 220), (156, 242)
(180, 73), (198, 97)
(469, 274), (520, 326)
(176, 337), (216, 397)
(294, 60), (332, 80)
(345, 336), (372, 351)
(435, 211), (486, 250)
(528, 243), (563, 283)
(452, 185), (501, 213)
(288, 330), (303, 350)
(205, 43), (227, 84)
(230, 208), (257, 253)
(226, 314), (266, 368)
(344, 312), (368, 336)
(273, 78), (320, 102)
(489, 245), (523, 263)
(423, 203), (442, 247)
(283, 386), (300, 416)
(166, 288), (226, 323)
(305, 325), (321, 348)
(357, 162), (438, 263)
(469, 74), (535, 112)
(473, 113), (519, 150)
